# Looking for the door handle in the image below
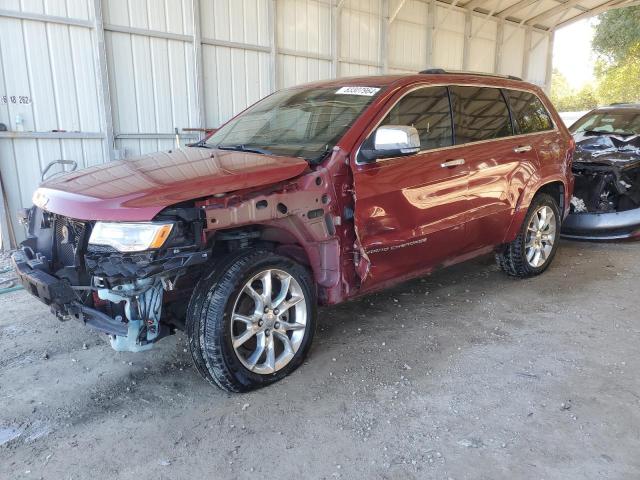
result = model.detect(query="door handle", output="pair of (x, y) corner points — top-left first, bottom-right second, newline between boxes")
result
(441, 158), (465, 168)
(514, 145), (532, 153)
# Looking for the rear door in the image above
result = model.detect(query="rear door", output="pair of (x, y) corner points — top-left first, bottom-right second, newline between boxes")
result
(505, 88), (562, 174)
(449, 85), (530, 249)
(351, 85), (469, 288)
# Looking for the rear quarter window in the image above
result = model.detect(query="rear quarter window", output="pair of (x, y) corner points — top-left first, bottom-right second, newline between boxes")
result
(506, 90), (554, 134)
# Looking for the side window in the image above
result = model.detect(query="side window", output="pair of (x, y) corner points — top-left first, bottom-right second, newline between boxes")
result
(379, 86), (453, 150)
(449, 86), (512, 144)
(506, 90), (554, 134)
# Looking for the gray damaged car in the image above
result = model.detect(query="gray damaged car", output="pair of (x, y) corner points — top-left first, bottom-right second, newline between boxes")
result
(562, 103), (640, 240)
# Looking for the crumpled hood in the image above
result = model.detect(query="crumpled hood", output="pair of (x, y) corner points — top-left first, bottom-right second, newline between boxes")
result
(33, 147), (309, 221)
(573, 132), (640, 166)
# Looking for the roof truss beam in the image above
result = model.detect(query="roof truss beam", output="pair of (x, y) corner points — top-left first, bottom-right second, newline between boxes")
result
(525, 0), (585, 25)
(553, 0), (637, 29)
(497, 0), (539, 19)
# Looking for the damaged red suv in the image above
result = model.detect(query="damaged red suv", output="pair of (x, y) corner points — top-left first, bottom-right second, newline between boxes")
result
(13, 71), (574, 391)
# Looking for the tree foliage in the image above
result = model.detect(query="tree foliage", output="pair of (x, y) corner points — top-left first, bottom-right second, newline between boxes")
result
(550, 70), (598, 112)
(592, 5), (640, 106)
(552, 6), (640, 111)
(595, 45), (640, 105)
(592, 6), (640, 64)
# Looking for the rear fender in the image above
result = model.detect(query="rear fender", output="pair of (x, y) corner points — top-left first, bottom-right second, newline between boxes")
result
(503, 176), (568, 243)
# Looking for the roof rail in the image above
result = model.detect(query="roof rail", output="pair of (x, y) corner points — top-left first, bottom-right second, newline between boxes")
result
(419, 68), (522, 82)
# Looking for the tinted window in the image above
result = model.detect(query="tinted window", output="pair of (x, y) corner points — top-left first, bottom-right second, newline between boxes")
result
(379, 86), (453, 150)
(449, 86), (512, 144)
(506, 90), (553, 134)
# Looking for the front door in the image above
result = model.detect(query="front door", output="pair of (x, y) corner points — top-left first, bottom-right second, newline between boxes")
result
(351, 85), (469, 289)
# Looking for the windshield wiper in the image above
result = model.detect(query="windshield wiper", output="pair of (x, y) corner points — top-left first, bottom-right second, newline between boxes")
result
(583, 129), (636, 136)
(610, 132), (636, 136)
(217, 144), (273, 155)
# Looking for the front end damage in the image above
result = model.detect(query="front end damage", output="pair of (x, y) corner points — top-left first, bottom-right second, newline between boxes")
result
(12, 149), (354, 352)
(12, 207), (210, 351)
(562, 134), (640, 240)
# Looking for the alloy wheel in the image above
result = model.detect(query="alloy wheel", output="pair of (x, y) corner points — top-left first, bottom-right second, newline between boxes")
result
(525, 205), (556, 268)
(230, 269), (307, 374)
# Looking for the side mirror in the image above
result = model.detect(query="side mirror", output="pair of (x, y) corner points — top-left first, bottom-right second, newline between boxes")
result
(360, 125), (420, 163)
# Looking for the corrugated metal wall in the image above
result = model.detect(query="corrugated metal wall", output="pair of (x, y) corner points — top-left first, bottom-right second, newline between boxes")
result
(201, 0), (272, 125)
(278, 0), (333, 87)
(0, 0), (554, 247)
(103, 0), (198, 157)
(388, 0), (428, 73)
(0, 0), (108, 247)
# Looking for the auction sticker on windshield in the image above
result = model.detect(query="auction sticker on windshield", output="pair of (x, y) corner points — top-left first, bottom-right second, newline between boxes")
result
(336, 86), (380, 96)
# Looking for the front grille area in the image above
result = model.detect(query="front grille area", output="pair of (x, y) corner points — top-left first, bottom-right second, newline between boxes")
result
(53, 216), (87, 268)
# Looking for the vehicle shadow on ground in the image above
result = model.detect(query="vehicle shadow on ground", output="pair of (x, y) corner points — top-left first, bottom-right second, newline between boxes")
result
(308, 240), (615, 371)
(125, 241), (607, 400)
(316, 254), (506, 341)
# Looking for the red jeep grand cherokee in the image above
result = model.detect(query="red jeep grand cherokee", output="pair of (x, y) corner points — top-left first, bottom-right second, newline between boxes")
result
(13, 71), (574, 391)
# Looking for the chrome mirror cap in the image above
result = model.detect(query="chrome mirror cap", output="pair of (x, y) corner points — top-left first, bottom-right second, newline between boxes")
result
(374, 125), (420, 153)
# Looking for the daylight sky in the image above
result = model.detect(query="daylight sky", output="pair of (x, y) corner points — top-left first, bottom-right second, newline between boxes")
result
(553, 18), (597, 88)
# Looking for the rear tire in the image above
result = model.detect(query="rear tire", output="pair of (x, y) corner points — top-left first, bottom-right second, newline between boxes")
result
(496, 193), (561, 278)
(186, 249), (316, 392)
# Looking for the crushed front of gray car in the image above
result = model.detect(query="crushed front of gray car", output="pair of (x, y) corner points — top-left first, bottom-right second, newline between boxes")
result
(562, 114), (640, 240)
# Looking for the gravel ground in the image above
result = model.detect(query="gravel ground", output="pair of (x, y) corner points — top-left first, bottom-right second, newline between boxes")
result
(1, 240), (639, 480)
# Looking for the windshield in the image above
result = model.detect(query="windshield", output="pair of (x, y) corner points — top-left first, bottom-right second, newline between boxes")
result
(571, 110), (640, 135)
(205, 86), (382, 162)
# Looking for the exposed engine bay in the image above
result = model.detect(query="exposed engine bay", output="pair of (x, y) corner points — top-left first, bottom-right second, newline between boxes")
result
(13, 205), (211, 352)
(570, 133), (640, 214)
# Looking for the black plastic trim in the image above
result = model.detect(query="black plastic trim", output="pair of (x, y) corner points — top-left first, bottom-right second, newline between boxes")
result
(561, 207), (640, 240)
(12, 250), (129, 336)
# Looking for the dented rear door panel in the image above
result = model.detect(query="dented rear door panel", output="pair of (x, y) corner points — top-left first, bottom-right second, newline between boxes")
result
(465, 136), (540, 249)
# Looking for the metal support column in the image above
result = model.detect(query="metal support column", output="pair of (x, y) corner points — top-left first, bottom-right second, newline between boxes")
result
(462, 9), (472, 70)
(544, 31), (555, 93)
(521, 26), (532, 81)
(0, 170), (14, 250)
(380, 0), (389, 73)
(268, 0), (279, 91)
(91, 0), (115, 162)
(332, 0), (342, 78)
(494, 19), (504, 74)
(192, 0), (206, 136)
(426, 0), (435, 68)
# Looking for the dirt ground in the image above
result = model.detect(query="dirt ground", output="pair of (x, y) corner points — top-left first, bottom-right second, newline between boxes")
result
(1, 240), (639, 480)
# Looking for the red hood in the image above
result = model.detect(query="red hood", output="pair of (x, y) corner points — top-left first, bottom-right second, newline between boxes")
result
(33, 147), (309, 221)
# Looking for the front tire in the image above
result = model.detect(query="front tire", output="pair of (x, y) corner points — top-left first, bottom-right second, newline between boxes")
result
(186, 249), (317, 392)
(496, 193), (561, 278)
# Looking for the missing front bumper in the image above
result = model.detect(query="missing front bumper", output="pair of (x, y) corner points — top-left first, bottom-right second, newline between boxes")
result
(12, 250), (129, 336)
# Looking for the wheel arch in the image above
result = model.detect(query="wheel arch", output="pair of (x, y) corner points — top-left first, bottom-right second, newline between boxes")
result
(210, 220), (341, 303)
(536, 181), (565, 215)
(503, 178), (568, 244)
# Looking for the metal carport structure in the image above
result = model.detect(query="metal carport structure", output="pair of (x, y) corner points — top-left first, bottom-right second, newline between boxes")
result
(0, 0), (638, 248)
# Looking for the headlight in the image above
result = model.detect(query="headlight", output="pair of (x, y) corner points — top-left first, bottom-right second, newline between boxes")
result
(89, 222), (173, 252)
